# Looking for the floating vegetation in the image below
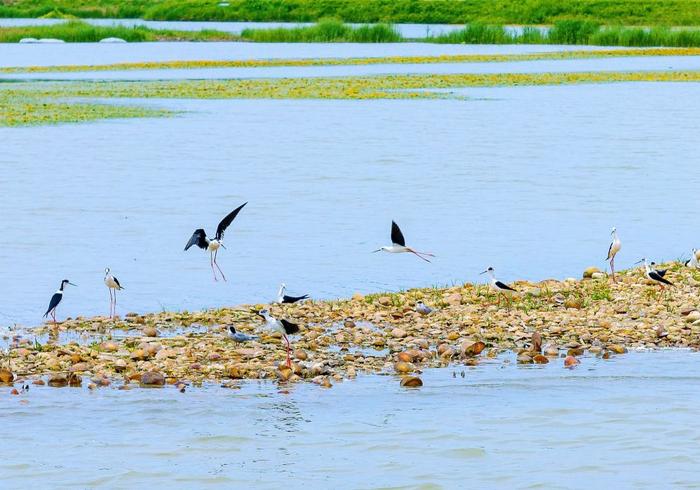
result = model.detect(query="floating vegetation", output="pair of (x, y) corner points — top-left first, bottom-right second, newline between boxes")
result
(4, 47), (700, 74)
(3, 69), (700, 126)
(0, 20), (238, 42)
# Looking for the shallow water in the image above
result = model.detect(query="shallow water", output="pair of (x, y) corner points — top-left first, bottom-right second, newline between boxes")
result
(3, 55), (698, 81)
(0, 42), (621, 68)
(2, 351), (700, 488)
(1, 81), (699, 325)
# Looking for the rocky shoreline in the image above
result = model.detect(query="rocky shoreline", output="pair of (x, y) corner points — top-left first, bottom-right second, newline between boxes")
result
(1, 263), (699, 391)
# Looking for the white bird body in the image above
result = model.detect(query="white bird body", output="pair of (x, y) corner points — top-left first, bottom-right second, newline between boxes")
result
(687, 249), (699, 269)
(415, 301), (433, 315)
(373, 221), (434, 262)
(207, 239), (221, 252)
(638, 258), (673, 288)
(228, 326), (257, 342)
(104, 270), (123, 291)
(276, 283), (309, 304)
(258, 309), (300, 367)
(607, 229), (621, 260)
(104, 268), (123, 319)
(696, 249), (700, 261)
(480, 267), (516, 305)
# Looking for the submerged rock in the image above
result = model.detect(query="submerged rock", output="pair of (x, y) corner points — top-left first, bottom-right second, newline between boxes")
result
(0, 369), (14, 384)
(400, 376), (423, 388)
(140, 371), (165, 387)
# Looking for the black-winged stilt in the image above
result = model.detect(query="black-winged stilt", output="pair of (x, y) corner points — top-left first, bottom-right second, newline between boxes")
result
(184, 202), (247, 281)
(277, 283), (309, 304)
(43, 279), (76, 324)
(637, 258), (673, 289)
(606, 227), (621, 282)
(480, 267), (516, 305)
(649, 262), (667, 277)
(415, 301), (433, 315)
(104, 268), (124, 319)
(228, 326), (258, 342)
(685, 249), (699, 269)
(373, 221), (434, 262)
(257, 309), (300, 368)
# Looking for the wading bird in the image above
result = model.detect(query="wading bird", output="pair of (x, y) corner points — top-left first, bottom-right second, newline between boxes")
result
(480, 267), (516, 305)
(685, 249), (699, 269)
(606, 227), (621, 282)
(373, 221), (434, 262)
(43, 279), (77, 324)
(277, 283), (309, 304)
(637, 258), (673, 289)
(184, 202), (247, 282)
(104, 268), (124, 319)
(228, 326), (258, 342)
(649, 262), (667, 278)
(258, 309), (300, 368)
(415, 301), (433, 315)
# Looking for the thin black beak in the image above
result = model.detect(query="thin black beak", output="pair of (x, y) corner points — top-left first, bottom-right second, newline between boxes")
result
(479, 270), (488, 275)
(634, 259), (643, 264)
(371, 249), (381, 253)
(68, 282), (78, 287)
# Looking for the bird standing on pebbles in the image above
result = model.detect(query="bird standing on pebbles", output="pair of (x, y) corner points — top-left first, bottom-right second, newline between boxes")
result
(104, 268), (124, 319)
(257, 309), (300, 368)
(606, 227), (621, 283)
(637, 258), (673, 289)
(228, 326), (258, 342)
(685, 249), (699, 269)
(480, 267), (516, 306)
(415, 301), (433, 315)
(276, 283), (309, 304)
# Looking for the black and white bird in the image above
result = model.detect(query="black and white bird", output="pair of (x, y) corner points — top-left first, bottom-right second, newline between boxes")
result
(606, 227), (621, 283)
(184, 202), (247, 282)
(415, 301), (433, 315)
(637, 258), (673, 289)
(277, 283), (309, 304)
(373, 221), (434, 263)
(480, 267), (516, 305)
(649, 262), (667, 278)
(228, 325), (258, 342)
(43, 279), (77, 324)
(104, 268), (124, 319)
(257, 309), (300, 368)
(685, 249), (699, 269)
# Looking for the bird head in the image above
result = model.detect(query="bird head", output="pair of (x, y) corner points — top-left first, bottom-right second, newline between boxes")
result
(229, 325), (236, 334)
(105, 267), (110, 274)
(372, 247), (387, 253)
(62, 279), (77, 287)
(611, 227), (617, 235)
(480, 267), (494, 275)
(257, 309), (269, 318)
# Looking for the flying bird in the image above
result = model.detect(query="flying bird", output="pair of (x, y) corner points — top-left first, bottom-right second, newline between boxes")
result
(415, 301), (433, 315)
(637, 258), (673, 289)
(184, 202), (247, 282)
(277, 283), (309, 304)
(43, 279), (77, 324)
(480, 267), (516, 305)
(606, 227), (621, 283)
(258, 309), (300, 368)
(104, 268), (124, 319)
(228, 325), (258, 342)
(373, 221), (434, 262)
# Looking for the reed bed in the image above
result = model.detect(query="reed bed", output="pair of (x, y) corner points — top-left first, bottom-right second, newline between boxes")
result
(239, 19), (401, 42)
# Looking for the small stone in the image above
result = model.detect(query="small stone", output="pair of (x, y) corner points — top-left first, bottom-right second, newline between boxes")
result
(130, 349), (148, 361)
(391, 328), (407, 339)
(294, 350), (308, 361)
(607, 344), (627, 354)
(0, 369), (14, 384)
(69, 362), (90, 373)
(48, 373), (68, 387)
(142, 326), (158, 337)
(140, 371), (165, 387)
(591, 272), (606, 279)
(88, 383), (97, 390)
(564, 355), (580, 368)
(685, 311), (700, 322)
(101, 341), (118, 352)
(351, 292), (364, 301)
(10, 388), (19, 395)
(462, 341), (486, 356)
(583, 266), (602, 278)
(394, 361), (414, 374)
(277, 366), (293, 381)
(343, 319), (355, 328)
(400, 376), (423, 388)
(564, 297), (583, 309)
(397, 351), (413, 362)
(533, 354), (549, 364)
(445, 293), (462, 307)
(531, 332), (542, 353)
(447, 332), (460, 341)
(567, 347), (585, 357)
(517, 354), (533, 364)
(32, 379), (45, 386)
(378, 296), (391, 306)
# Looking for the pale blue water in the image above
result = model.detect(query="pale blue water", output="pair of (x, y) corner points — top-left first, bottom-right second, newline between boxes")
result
(2, 351), (700, 488)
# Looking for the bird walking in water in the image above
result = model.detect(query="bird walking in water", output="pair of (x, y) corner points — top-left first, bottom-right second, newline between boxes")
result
(104, 268), (124, 319)
(606, 227), (621, 283)
(277, 283), (309, 304)
(480, 267), (516, 306)
(415, 301), (433, 315)
(373, 221), (434, 262)
(637, 258), (673, 289)
(228, 326), (258, 342)
(184, 202), (247, 282)
(257, 309), (300, 368)
(43, 279), (77, 324)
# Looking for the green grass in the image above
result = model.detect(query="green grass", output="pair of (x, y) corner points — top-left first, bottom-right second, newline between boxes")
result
(240, 19), (400, 42)
(0, 20), (238, 42)
(430, 20), (700, 47)
(1, 0), (700, 26)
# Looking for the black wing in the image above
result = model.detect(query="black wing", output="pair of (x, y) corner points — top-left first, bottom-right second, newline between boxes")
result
(280, 319), (300, 335)
(655, 269), (667, 277)
(649, 271), (673, 286)
(113, 276), (124, 289)
(216, 202), (247, 241)
(44, 293), (62, 317)
(495, 281), (516, 292)
(185, 229), (208, 251)
(605, 242), (613, 260)
(391, 221), (406, 247)
(282, 294), (309, 304)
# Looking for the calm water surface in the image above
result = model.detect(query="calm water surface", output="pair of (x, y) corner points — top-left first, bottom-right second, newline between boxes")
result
(2, 351), (700, 488)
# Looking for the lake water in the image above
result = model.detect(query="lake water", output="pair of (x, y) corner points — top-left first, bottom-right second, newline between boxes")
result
(2, 350), (700, 488)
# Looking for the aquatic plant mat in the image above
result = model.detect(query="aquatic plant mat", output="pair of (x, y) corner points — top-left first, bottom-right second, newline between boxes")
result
(2, 69), (700, 126)
(2, 264), (700, 389)
(3, 48), (700, 73)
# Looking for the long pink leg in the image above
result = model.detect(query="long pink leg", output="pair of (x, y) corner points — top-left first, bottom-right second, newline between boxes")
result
(213, 249), (227, 282)
(210, 252), (218, 281)
(611, 256), (616, 283)
(108, 288), (113, 318)
(113, 288), (117, 318)
(407, 248), (432, 263)
(284, 334), (291, 368)
(52, 310), (56, 325)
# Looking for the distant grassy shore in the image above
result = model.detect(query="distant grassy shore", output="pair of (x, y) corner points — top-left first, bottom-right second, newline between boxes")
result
(1, 0), (700, 26)
(0, 20), (237, 42)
